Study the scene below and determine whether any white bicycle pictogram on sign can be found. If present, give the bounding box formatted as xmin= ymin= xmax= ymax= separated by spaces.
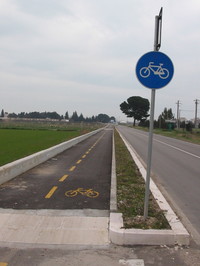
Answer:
xmin=139 ymin=62 xmax=169 ymax=79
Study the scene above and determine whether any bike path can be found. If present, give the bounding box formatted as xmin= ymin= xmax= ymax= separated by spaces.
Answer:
xmin=0 ymin=127 xmax=113 ymax=210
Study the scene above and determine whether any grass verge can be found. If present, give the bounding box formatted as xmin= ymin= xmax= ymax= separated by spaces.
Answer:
xmin=115 ymin=129 xmax=170 ymax=229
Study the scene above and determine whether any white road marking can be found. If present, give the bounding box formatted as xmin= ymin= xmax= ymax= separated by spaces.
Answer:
xmin=155 ymin=139 xmax=200 ymax=159
xmin=119 ymin=259 xmax=144 ymax=266
xmin=131 ymin=130 xmax=200 ymax=159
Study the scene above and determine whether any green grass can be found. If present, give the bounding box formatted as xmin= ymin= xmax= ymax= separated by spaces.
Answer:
xmin=115 ymin=129 xmax=170 ymax=229
xmin=0 ymin=129 xmax=82 ymax=166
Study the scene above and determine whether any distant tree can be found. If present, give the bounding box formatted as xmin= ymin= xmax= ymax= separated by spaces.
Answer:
xmin=65 ymin=111 xmax=69 ymax=120
xmin=161 ymin=107 xmax=174 ymax=120
xmin=97 ymin=114 xmax=110 ymax=123
xmin=8 ymin=112 xmax=18 ymax=118
xmin=28 ymin=112 xmax=41 ymax=119
xmin=110 ymin=116 xmax=116 ymax=122
xmin=70 ymin=111 xmax=79 ymax=122
xmin=157 ymin=115 xmax=165 ymax=128
xmin=186 ymin=121 xmax=193 ymax=132
xmin=157 ymin=108 xmax=174 ymax=129
xmin=120 ymin=96 xmax=150 ymax=126
xmin=18 ymin=112 xmax=26 ymax=118
xmin=78 ymin=113 xmax=85 ymax=122
xmin=85 ymin=117 xmax=89 ymax=122
xmin=91 ymin=115 xmax=96 ymax=122
xmin=0 ymin=109 xmax=4 ymax=117
xmin=47 ymin=112 xmax=61 ymax=120
xmin=40 ymin=112 xmax=47 ymax=119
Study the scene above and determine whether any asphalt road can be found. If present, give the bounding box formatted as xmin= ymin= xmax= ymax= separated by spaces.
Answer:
xmin=117 ymin=125 xmax=200 ymax=243
xmin=0 ymin=127 xmax=113 ymax=210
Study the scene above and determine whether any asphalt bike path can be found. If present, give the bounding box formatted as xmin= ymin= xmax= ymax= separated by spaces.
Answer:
xmin=0 ymin=128 xmax=112 ymax=210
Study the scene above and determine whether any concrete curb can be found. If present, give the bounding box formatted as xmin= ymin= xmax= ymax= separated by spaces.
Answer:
xmin=109 ymin=128 xmax=190 ymax=246
xmin=0 ymin=128 xmax=103 ymax=185
xmin=109 ymin=131 xmax=117 ymax=212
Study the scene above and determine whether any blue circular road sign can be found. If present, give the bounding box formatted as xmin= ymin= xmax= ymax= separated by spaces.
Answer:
xmin=136 ymin=51 xmax=174 ymax=89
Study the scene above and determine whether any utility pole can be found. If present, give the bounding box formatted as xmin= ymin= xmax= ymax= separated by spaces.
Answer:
xmin=176 ymin=100 xmax=181 ymax=129
xmin=194 ymin=99 xmax=199 ymax=128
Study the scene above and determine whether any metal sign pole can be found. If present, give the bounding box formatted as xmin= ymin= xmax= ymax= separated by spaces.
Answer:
xmin=143 ymin=89 xmax=156 ymax=219
xmin=143 ymin=9 xmax=162 ymax=220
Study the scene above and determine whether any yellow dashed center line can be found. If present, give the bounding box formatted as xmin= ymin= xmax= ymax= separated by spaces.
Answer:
xmin=69 ymin=166 xmax=76 ymax=171
xmin=45 ymin=132 xmax=106 ymax=199
xmin=45 ymin=186 xmax=58 ymax=199
xmin=59 ymin=175 xmax=69 ymax=182
xmin=0 ymin=263 xmax=8 ymax=266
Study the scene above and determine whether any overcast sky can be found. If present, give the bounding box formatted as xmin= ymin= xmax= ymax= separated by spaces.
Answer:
xmin=1 ymin=0 xmax=200 ymax=121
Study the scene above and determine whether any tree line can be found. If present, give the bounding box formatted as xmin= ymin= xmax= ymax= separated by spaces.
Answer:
xmin=0 ymin=109 xmax=115 ymax=123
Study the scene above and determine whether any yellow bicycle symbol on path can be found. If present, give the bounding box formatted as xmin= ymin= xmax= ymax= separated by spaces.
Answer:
xmin=65 ymin=188 xmax=99 ymax=198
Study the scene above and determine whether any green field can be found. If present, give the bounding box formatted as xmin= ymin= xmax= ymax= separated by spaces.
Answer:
xmin=0 ymin=128 xmax=82 ymax=166
xmin=0 ymin=119 xmax=102 ymax=166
